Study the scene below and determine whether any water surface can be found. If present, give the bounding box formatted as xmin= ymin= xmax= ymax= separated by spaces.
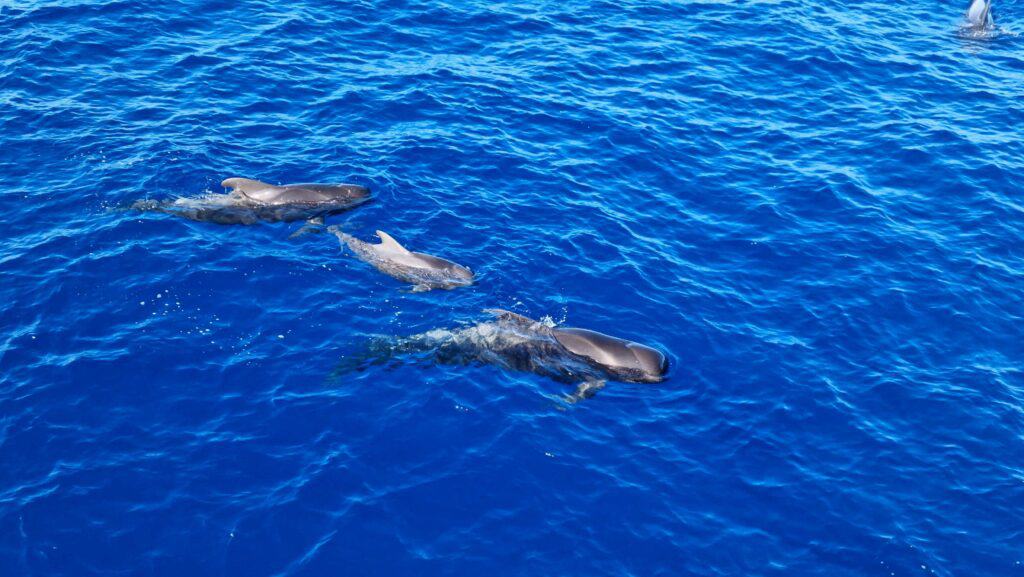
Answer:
xmin=1 ymin=1 xmax=1022 ymax=575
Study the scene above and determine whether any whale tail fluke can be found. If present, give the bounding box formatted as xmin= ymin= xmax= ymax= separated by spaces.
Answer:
xmin=562 ymin=380 xmax=606 ymax=404
xmin=327 ymin=224 xmax=348 ymax=243
xmin=288 ymin=216 xmax=326 ymax=239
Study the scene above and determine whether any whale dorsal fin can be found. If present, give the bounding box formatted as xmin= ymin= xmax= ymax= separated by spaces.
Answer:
xmin=222 ymin=177 xmax=273 ymax=198
xmin=967 ymin=0 xmax=991 ymax=22
xmin=483 ymin=309 xmax=537 ymax=326
xmin=375 ymin=231 xmax=411 ymax=254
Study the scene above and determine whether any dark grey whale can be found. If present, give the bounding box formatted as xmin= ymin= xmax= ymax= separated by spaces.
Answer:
xmin=132 ymin=177 xmax=371 ymax=225
xmin=346 ymin=309 xmax=668 ymax=402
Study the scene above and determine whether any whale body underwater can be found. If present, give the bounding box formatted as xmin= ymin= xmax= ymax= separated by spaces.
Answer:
xmin=344 ymin=309 xmax=669 ymax=402
xmin=132 ymin=177 xmax=371 ymax=225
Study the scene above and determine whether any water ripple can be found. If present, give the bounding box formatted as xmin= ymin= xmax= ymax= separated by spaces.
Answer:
xmin=1 ymin=0 xmax=1023 ymax=575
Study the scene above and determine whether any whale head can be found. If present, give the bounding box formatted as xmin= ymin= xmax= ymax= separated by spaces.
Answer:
xmin=435 ymin=260 xmax=474 ymax=283
xmin=552 ymin=327 xmax=668 ymax=383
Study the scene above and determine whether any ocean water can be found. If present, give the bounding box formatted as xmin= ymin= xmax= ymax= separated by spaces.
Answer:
xmin=1 ymin=0 xmax=1023 ymax=575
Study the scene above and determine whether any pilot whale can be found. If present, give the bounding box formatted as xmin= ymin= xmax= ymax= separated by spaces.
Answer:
xmin=132 ymin=177 xmax=371 ymax=225
xmin=346 ymin=309 xmax=668 ymax=402
xmin=965 ymin=0 xmax=993 ymax=28
xmin=329 ymin=226 xmax=474 ymax=292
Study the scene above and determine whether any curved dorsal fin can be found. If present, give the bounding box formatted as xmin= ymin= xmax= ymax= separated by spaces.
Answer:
xmin=221 ymin=177 xmax=272 ymax=197
xmin=375 ymin=230 xmax=410 ymax=254
xmin=483 ymin=309 xmax=537 ymax=326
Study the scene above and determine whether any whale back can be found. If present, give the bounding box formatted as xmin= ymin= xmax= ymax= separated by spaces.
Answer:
xmin=221 ymin=177 xmax=370 ymax=205
xmin=280 ymin=183 xmax=371 ymax=204
xmin=372 ymin=231 xmax=473 ymax=280
xmin=410 ymin=252 xmax=474 ymax=279
xmin=552 ymin=327 xmax=668 ymax=383
xmin=222 ymin=177 xmax=274 ymax=196
xmin=370 ymin=230 xmax=423 ymax=268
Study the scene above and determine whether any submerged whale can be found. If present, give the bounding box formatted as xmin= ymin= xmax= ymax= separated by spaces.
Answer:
xmin=329 ymin=226 xmax=474 ymax=292
xmin=345 ymin=309 xmax=668 ymax=402
xmin=965 ymin=0 xmax=993 ymax=28
xmin=132 ymin=177 xmax=371 ymax=225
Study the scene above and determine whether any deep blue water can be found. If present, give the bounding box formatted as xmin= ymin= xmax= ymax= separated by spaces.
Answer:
xmin=2 ymin=0 xmax=1023 ymax=575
